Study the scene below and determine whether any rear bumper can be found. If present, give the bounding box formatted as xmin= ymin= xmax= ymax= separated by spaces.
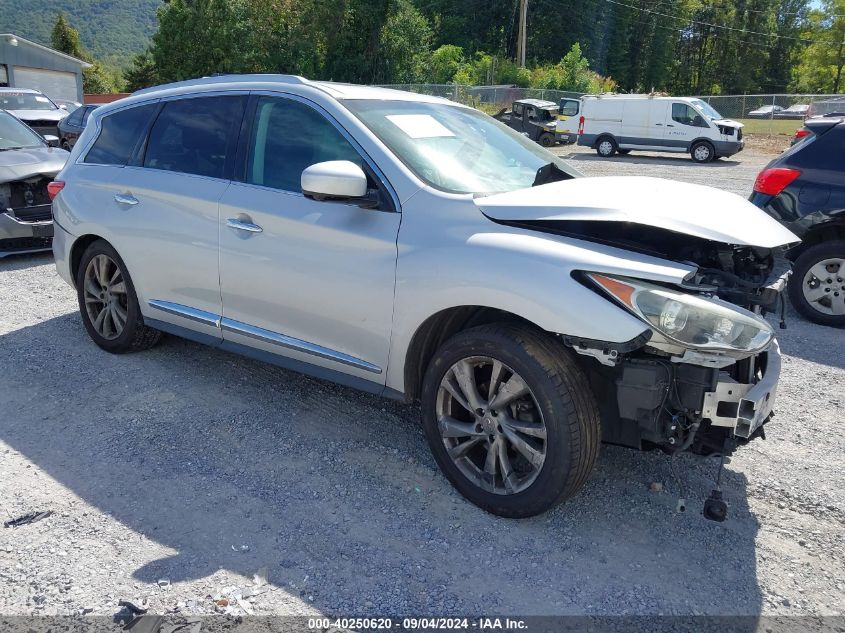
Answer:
xmin=0 ymin=211 xmax=53 ymax=256
xmin=702 ymin=340 xmax=781 ymax=438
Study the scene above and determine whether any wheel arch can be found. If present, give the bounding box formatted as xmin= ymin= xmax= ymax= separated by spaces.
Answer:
xmin=790 ymin=218 xmax=845 ymax=258
xmin=687 ymin=137 xmax=715 ymax=152
xmin=69 ymin=233 xmax=108 ymax=288
xmin=402 ymin=305 xmax=539 ymax=403
xmin=594 ymin=133 xmax=616 ymax=149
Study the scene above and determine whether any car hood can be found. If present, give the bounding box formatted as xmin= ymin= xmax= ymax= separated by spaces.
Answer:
xmin=0 ymin=146 xmax=69 ymax=183
xmin=475 ymin=176 xmax=799 ymax=248
xmin=714 ymin=118 xmax=743 ymax=128
xmin=8 ymin=109 xmax=66 ymax=122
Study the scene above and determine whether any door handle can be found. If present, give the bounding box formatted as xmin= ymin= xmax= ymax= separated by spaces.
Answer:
xmin=655 ymin=123 xmax=663 ymax=126
xmin=666 ymin=124 xmax=675 ymax=127
xmin=114 ymin=193 xmax=139 ymax=206
xmin=226 ymin=218 xmax=263 ymax=233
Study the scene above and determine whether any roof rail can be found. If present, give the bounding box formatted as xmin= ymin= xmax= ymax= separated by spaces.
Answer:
xmin=132 ymin=74 xmax=309 ymax=96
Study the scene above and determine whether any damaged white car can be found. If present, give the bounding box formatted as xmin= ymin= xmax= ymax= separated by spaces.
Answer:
xmin=50 ymin=77 xmax=797 ymax=518
xmin=1 ymin=110 xmax=67 ymax=257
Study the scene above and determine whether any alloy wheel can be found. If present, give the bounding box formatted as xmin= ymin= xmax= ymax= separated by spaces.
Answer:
xmin=598 ymin=140 xmax=613 ymax=156
xmin=435 ymin=356 xmax=547 ymax=495
xmin=802 ymin=258 xmax=845 ymax=316
xmin=83 ymin=254 xmax=129 ymax=340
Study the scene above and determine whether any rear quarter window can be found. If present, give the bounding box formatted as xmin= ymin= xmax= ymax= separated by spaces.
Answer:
xmin=84 ymin=103 xmax=158 ymax=166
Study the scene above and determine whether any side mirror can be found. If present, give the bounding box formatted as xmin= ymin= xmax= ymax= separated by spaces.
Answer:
xmin=693 ymin=115 xmax=707 ymax=127
xmin=302 ymin=160 xmax=368 ymax=201
xmin=43 ymin=134 xmax=60 ymax=148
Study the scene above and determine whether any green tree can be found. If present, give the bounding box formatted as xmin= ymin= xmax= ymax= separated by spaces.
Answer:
xmin=377 ymin=0 xmax=434 ymax=83
xmin=51 ymin=13 xmax=86 ymax=59
xmin=793 ymin=0 xmax=845 ymax=92
xmin=430 ymin=45 xmax=464 ymax=83
xmin=124 ymin=49 xmax=159 ymax=91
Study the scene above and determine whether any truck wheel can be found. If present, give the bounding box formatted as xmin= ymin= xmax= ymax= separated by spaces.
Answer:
xmin=76 ymin=240 xmax=162 ymax=353
xmin=420 ymin=324 xmax=601 ymax=518
xmin=691 ymin=141 xmax=715 ymax=163
xmin=788 ymin=240 xmax=845 ymax=327
xmin=596 ymin=137 xmax=617 ymax=157
xmin=539 ymin=133 xmax=555 ymax=147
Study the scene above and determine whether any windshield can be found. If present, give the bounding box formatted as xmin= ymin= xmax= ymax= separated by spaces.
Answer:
xmin=0 ymin=112 xmax=45 ymax=150
xmin=691 ymin=99 xmax=723 ymax=120
xmin=344 ymin=99 xmax=579 ymax=195
xmin=0 ymin=92 xmax=59 ymax=112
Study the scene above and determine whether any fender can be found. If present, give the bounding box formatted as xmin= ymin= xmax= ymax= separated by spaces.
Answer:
xmin=385 ymin=202 xmax=696 ymax=393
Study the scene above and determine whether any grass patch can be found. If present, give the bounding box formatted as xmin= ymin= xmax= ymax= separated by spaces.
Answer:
xmin=735 ymin=118 xmax=802 ymax=136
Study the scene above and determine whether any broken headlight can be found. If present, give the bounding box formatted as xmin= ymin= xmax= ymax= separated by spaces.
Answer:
xmin=588 ymin=273 xmax=774 ymax=353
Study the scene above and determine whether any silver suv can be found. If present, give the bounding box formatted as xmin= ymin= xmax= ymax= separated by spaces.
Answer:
xmin=51 ymin=75 xmax=796 ymax=517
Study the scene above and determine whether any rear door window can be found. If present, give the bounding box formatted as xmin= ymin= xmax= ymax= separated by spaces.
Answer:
xmin=84 ymin=103 xmax=158 ymax=166
xmin=143 ymin=96 xmax=246 ymax=179
xmin=244 ymin=97 xmax=363 ymax=193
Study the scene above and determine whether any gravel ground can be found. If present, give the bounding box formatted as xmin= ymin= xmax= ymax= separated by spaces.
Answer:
xmin=1 ymin=145 xmax=844 ymax=621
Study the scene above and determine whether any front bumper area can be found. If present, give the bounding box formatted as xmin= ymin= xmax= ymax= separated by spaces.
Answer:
xmin=702 ymin=339 xmax=781 ymax=438
xmin=0 ymin=209 xmax=53 ymax=257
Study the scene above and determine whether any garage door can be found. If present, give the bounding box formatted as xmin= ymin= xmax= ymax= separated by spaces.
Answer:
xmin=13 ymin=67 xmax=78 ymax=101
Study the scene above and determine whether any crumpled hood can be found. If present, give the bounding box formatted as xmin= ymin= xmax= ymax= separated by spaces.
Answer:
xmin=9 ymin=109 xmax=66 ymax=123
xmin=715 ymin=118 xmax=743 ymax=129
xmin=475 ymin=176 xmax=798 ymax=248
xmin=0 ymin=146 xmax=69 ymax=183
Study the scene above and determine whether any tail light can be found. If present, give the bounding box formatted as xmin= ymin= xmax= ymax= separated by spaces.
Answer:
xmin=753 ymin=168 xmax=800 ymax=196
xmin=47 ymin=180 xmax=65 ymax=200
xmin=578 ymin=115 xmax=584 ymax=135
xmin=794 ymin=128 xmax=811 ymax=140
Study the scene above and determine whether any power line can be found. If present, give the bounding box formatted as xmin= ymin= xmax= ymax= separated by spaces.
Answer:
xmin=602 ymin=0 xmax=842 ymax=45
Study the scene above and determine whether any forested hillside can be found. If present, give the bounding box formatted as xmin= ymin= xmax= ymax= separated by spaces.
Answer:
xmin=0 ymin=0 xmax=160 ymax=67
xmin=1 ymin=0 xmax=843 ymax=94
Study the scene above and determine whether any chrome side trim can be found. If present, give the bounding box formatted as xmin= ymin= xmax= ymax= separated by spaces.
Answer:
xmin=220 ymin=317 xmax=382 ymax=374
xmin=148 ymin=300 xmax=221 ymax=328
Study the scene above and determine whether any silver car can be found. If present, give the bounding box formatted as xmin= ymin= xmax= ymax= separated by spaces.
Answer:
xmin=0 ymin=88 xmax=68 ymax=137
xmin=1 ymin=110 xmax=68 ymax=256
xmin=51 ymin=76 xmax=797 ymax=517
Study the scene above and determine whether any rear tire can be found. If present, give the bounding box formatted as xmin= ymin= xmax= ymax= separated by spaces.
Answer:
xmin=691 ymin=141 xmax=715 ymax=163
xmin=596 ymin=136 xmax=617 ymax=157
xmin=788 ymin=240 xmax=845 ymax=327
xmin=420 ymin=324 xmax=601 ymax=518
xmin=76 ymin=240 xmax=162 ymax=353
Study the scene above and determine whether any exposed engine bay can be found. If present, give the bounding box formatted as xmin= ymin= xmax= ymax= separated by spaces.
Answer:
xmin=1 ymin=176 xmax=53 ymax=221
xmin=510 ymin=219 xmax=789 ymax=457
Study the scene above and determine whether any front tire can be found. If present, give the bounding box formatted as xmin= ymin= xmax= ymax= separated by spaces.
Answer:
xmin=76 ymin=240 xmax=162 ymax=353
xmin=421 ymin=324 xmax=601 ymax=518
xmin=691 ymin=141 xmax=715 ymax=163
xmin=539 ymin=133 xmax=555 ymax=147
xmin=788 ymin=240 xmax=845 ymax=327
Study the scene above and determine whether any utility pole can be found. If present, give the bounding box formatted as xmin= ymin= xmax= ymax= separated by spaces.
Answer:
xmin=516 ymin=0 xmax=528 ymax=67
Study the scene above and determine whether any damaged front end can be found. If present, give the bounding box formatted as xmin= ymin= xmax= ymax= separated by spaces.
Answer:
xmin=0 ymin=175 xmax=54 ymax=256
xmin=561 ymin=228 xmax=790 ymax=455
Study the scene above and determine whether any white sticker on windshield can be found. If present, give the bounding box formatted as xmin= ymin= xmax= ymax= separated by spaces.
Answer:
xmin=386 ymin=114 xmax=455 ymax=139
xmin=35 ymin=96 xmax=50 ymax=103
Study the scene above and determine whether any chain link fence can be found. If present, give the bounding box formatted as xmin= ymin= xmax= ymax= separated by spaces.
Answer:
xmin=376 ymin=84 xmax=845 ymax=136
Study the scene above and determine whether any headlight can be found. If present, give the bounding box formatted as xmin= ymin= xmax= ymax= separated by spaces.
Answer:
xmin=587 ymin=273 xmax=774 ymax=353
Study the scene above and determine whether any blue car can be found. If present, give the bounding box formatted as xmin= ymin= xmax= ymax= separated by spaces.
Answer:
xmin=749 ymin=115 xmax=845 ymax=327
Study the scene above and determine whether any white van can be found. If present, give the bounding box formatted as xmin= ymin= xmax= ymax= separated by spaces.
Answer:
xmin=558 ymin=95 xmax=744 ymax=162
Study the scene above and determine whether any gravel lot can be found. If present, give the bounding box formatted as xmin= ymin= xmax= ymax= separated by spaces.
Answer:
xmin=1 ymin=143 xmax=844 ymax=622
